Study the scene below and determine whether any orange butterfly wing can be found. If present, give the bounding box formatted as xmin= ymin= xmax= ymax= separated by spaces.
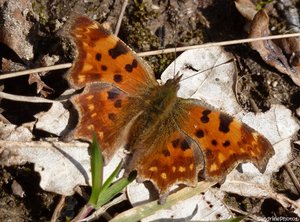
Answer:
xmin=65 ymin=16 xmax=157 ymax=161
xmin=65 ymin=16 xmax=275 ymax=200
xmin=175 ymin=99 xmax=274 ymax=181
xmin=70 ymin=83 xmax=138 ymax=162
xmin=66 ymin=15 xmax=157 ymax=94
xmin=125 ymin=119 xmax=204 ymax=200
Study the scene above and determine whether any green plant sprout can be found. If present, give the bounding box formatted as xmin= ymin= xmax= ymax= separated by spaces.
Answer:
xmin=71 ymin=133 xmax=136 ymax=221
xmin=256 ymin=0 xmax=273 ymax=10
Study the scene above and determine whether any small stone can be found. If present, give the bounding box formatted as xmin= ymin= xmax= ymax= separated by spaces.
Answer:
xmin=11 ymin=180 xmax=25 ymax=198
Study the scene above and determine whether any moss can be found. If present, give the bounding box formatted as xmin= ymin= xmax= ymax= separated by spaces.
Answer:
xmin=145 ymin=53 xmax=176 ymax=78
xmin=123 ymin=0 xmax=159 ymax=50
xmin=32 ymin=0 xmax=48 ymax=25
xmin=255 ymin=0 xmax=274 ymax=10
xmin=122 ymin=1 xmax=178 ymax=76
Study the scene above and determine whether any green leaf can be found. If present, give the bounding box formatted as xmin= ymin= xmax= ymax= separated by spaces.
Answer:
xmin=223 ymin=216 xmax=246 ymax=222
xmin=88 ymin=133 xmax=104 ymax=206
xmin=99 ymin=160 xmax=123 ymax=195
xmin=96 ymin=171 xmax=136 ymax=208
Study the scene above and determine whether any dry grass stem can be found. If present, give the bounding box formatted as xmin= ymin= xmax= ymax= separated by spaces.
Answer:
xmin=0 ymin=33 xmax=299 ymax=81
xmin=114 ymin=0 xmax=129 ymax=36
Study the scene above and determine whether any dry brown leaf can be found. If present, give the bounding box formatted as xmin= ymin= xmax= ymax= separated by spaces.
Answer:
xmin=234 ymin=0 xmax=257 ymax=21
xmin=28 ymin=73 xmax=54 ymax=97
xmin=249 ymin=9 xmax=300 ymax=86
xmin=235 ymin=1 xmax=300 ymax=86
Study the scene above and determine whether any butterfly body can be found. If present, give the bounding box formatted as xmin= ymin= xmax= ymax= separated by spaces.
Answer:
xmin=65 ymin=15 xmax=275 ymax=201
xmin=140 ymin=76 xmax=180 ymax=119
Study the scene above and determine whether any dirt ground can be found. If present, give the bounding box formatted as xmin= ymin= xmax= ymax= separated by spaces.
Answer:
xmin=0 ymin=0 xmax=299 ymax=221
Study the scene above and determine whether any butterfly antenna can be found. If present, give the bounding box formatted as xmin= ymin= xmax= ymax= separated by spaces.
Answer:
xmin=180 ymin=58 xmax=235 ymax=82
xmin=173 ymin=3 xmax=178 ymax=79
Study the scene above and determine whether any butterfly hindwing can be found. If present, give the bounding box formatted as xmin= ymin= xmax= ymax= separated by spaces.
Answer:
xmin=126 ymin=126 xmax=204 ymax=198
xmin=175 ymin=99 xmax=274 ymax=181
xmin=70 ymin=83 xmax=137 ymax=162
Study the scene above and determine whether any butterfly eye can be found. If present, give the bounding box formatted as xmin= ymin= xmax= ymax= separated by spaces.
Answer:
xmin=165 ymin=79 xmax=173 ymax=84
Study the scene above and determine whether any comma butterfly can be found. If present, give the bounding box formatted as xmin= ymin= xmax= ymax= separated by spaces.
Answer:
xmin=65 ymin=15 xmax=274 ymax=201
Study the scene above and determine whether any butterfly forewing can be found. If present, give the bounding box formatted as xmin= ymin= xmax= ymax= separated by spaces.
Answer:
xmin=66 ymin=15 xmax=158 ymax=95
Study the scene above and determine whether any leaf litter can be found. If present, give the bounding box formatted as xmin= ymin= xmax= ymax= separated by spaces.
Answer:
xmin=0 ymin=0 xmax=300 ymax=221
xmin=127 ymin=47 xmax=300 ymax=221
xmin=1 ymin=46 xmax=298 ymax=221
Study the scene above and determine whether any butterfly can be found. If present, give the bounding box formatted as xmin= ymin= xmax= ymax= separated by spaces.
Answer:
xmin=65 ymin=15 xmax=274 ymax=202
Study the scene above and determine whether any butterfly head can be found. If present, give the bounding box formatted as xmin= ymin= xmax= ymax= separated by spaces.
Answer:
xmin=160 ymin=73 xmax=182 ymax=100
xmin=164 ymin=73 xmax=182 ymax=90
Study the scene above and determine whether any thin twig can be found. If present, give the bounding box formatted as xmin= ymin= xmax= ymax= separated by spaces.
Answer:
xmin=284 ymin=164 xmax=300 ymax=195
xmin=249 ymin=98 xmax=261 ymax=113
xmin=114 ymin=0 xmax=128 ymax=36
xmin=82 ymin=193 xmax=127 ymax=222
xmin=0 ymin=63 xmax=72 ymax=80
xmin=1 ymin=33 xmax=299 ymax=81
xmin=228 ymin=205 xmax=267 ymax=222
xmin=137 ymin=32 xmax=300 ymax=56
xmin=0 ymin=91 xmax=65 ymax=103
xmin=51 ymin=196 xmax=66 ymax=222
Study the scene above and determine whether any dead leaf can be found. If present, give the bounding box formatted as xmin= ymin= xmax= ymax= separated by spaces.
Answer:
xmin=1 ymin=58 xmax=27 ymax=73
xmin=28 ymin=73 xmax=54 ymax=97
xmin=0 ymin=138 xmax=123 ymax=195
xmin=248 ymin=9 xmax=300 ymax=86
xmin=276 ymin=0 xmax=300 ymax=33
xmin=0 ymin=121 xmax=33 ymax=141
xmin=162 ymin=46 xmax=238 ymax=114
xmin=34 ymin=102 xmax=70 ymax=136
xmin=234 ymin=0 xmax=257 ymax=21
xmin=127 ymin=182 xmax=232 ymax=221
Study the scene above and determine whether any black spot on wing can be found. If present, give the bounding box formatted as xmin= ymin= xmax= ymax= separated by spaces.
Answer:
xmin=195 ymin=129 xmax=204 ymax=138
xmin=108 ymin=41 xmax=128 ymax=59
xmin=172 ymin=138 xmax=180 ymax=148
xmin=180 ymin=139 xmax=190 ymax=151
xmin=95 ymin=53 xmax=102 ymax=61
xmin=114 ymin=99 xmax=122 ymax=108
xmin=101 ymin=65 xmax=107 ymax=71
xmin=162 ymin=149 xmax=170 ymax=157
xmin=107 ymin=90 xmax=119 ymax=100
xmin=219 ymin=113 xmax=233 ymax=133
xmin=211 ymin=140 xmax=218 ymax=146
xmin=108 ymin=113 xmax=117 ymax=121
xmin=200 ymin=109 xmax=211 ymax=123
xmin=113 ymin=74 xmax=123 ymax=83
xmin=222 ymin=140 xmax=230 ymax=147
xmin=125 ymin=59 xmax=138 ymax=72
xmin=203 ymin=110 xmax=211 ymax=116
